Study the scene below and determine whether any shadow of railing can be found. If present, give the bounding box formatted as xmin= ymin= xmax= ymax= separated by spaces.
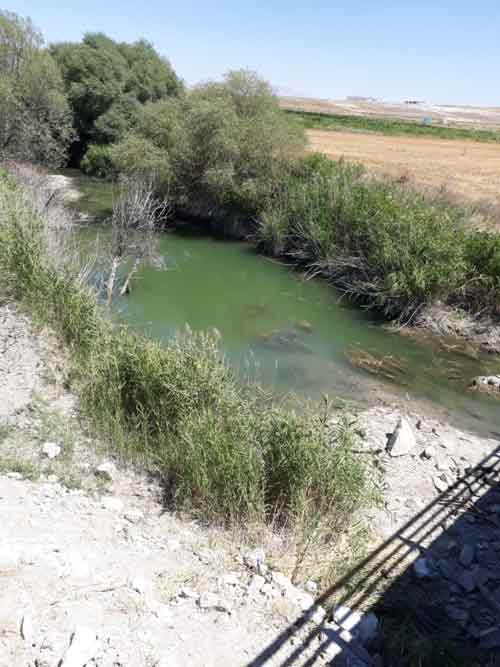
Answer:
xmin=246 ymin=443 xmax=500 ymax=666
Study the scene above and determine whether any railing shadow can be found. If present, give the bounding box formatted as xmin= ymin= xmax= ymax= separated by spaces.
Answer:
xmin=246 ymin=444 xmax=500 ymax=666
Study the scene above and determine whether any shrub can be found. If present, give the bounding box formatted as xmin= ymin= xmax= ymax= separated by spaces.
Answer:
xmin=81 ymin=144 xmax=116 ymax=178
xmin=112 ymin=69 xmax=306 ymax=214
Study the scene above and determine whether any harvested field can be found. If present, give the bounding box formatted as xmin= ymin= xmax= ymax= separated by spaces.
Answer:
xmin=307 ymin=129 xmax=500 ymax=206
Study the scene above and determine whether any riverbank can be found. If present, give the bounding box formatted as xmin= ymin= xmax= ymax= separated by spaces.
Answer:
xmin=2 ymin=237 xmax=500 ymax=666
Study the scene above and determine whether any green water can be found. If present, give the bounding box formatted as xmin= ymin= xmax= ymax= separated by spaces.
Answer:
xmin=69 ymin=172 xmax=500 ymax=434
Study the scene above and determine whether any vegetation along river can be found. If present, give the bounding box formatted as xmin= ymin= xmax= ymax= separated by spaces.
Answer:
xmin=69 ymin=171 xmax=500 ymax=435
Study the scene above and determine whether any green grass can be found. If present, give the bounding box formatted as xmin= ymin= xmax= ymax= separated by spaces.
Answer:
xmin=256 ymin=154 xmax=500 ymax=321
xmin=0 ymin=168 xmax=370 ymax=540
xmin=285 ymin=109 xmax=500 ymax=143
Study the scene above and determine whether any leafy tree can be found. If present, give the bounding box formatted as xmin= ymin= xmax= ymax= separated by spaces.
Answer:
xmin=50 ymin=33 xmax=182 ymax=162
xmin=0 ymin=10 xmax=73 ymax=167
xmin=111 ymin=70 xmax=305 ymax=213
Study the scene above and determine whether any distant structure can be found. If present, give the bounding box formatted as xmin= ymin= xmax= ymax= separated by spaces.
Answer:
xmin=346 ymin=96 xmax=378 ymax=103
xmin=404 ymin=100 xmax=425 ymax=105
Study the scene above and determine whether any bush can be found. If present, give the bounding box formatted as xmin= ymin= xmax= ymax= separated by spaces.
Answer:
xmin=81 ymin=144 xmax=116 ymax=178
xmin=112 ymin=69 xmax=306 ymax=214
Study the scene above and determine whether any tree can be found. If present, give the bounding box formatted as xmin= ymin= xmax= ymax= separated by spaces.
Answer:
xmin=50 ymin=33 xmax=183 ymax=163
xmin=0 ymin=10 xmax=73 ymax=167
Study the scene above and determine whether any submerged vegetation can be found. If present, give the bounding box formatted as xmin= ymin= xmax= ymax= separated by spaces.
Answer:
xmin=0 ymin=167 xmax=370 ymax=540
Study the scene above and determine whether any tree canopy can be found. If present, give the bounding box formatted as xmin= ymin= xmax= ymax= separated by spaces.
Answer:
xmin=50 ymin=33 xmax=183 ymax=161
xmin=0 ymin=10 xmax=73 ymax=167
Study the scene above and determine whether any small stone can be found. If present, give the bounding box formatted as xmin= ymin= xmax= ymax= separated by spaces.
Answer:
xmin=95 ymin=461 xmax=116 ymax=481
xmin=270 ymin=571 xmax=293 ymax=591
xmin=124 ymin=510 xmax=143 ymax=524
xmin=421 ymin=446 xmax=436 ymax=460
xmin=42 ymin=442 xmax=61 ymax=459
xmin=0 ymin=549 xmax=19 ymax=573
xmin=150 ymin=602 xmax=174 ymax=626
xmin=129 ymin=576 xmax=150 ymax=595
xmin=243 ymin=548 xmax=266 ymax=572
xmin=433 ymin=475 xmax=450 ymax=493
xmin=247 ymin=574 xmax=266 ymax=596
xmin=6 ymin=471 xmax=23 ymax=480
xmin=459 ymin=544 xmax=475 ymax=568
xmin=60 ymin=626 xmax=101 ymax=667
xmin=198 ymin=592 xmax=231 ymax=613
xmin=305 ymin=580 xmax=318 ymax=594
xmin=101 ymin=497 xmax=124 ymax=512
xmin=413 ymin=557 xmax=433 ymax=579
xmin=179 ymin=587 xmax=199 ymax=600
xmin=458 ymin=569 xmax=477 ymax=593
xmin=220 ymin=573 xmax=240 ymax=587
xmin=386 ymin=418 xmax=416 ymax=457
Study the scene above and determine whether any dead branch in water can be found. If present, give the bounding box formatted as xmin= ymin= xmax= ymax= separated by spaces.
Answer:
xmin=105 ymin=177 xmax=170 ymax=303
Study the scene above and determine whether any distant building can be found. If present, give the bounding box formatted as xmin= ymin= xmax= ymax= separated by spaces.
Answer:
xmin=404 ymin=100 xmax=425 ymax=105
xmin=346 ymin=96 xmax=378 ymax=103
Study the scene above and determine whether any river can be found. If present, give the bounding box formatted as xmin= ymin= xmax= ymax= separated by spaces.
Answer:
xmin=67 ymin=171 xmax=500 ymax=434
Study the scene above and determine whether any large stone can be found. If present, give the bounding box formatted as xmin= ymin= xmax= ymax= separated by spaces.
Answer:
xmin=60 ymin=626 xmax=101 ymax=667
xmin=386 ymin=418 xmax=416 ymax=457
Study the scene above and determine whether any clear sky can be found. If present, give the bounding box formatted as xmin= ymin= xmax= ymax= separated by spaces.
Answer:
xmin=4 ymin=0 xmax=500 ymax=105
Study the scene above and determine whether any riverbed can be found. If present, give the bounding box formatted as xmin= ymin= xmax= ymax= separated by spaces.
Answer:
xmin=68 ymin=171 xmax=500 ymax=435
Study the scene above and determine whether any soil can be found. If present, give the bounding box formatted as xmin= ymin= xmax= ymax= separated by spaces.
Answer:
xmin=306 ymin=129 xmax=500 ymax=207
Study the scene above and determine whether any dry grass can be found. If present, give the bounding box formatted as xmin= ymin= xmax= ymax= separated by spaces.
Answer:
xmin=307 ymin=129 xmax=500 ymax=209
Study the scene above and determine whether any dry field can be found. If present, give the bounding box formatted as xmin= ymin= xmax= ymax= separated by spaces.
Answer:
xmin=307 ymin=129 xmax=500 ymax=206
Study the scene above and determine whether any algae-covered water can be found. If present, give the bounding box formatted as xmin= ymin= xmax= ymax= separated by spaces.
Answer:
xmin=69 ymin=171 xmax=500 ymax=434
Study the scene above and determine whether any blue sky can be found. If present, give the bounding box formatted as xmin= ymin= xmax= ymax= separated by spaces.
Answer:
xmin=5 ymin=1 xmax=500 ymax=105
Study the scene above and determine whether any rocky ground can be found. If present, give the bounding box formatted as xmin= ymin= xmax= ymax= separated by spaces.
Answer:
xmin=1 ymin=299 xmax=500 ymax=665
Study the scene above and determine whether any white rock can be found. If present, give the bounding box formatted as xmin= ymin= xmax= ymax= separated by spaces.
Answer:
xmin=124 ymin=510 xmax=143 ymax=524
xmin=243 ymin=548 xmax=266 ymax=572
xmin=421 ymin=446 xmax=436 ymax=460
xmin=150 ymin=602 xmax=174 ymax=626
xmin=60 ymin=626 xmax=101 ymax=667
xmin=6 ymin=472 xmax=23 ymax=480
xmin=220 ymin=573 xmax=241 ymax=587
xmin=305 ymin=580 xmax=318 ymax=594
xmin=129 ymin=576 xmax=150 ymax=595
xmin=95 ymin=461 xmax=116 ymax=482
xmin=247 ymin=574 xmax=266 ymax=596
xmin=386 ymin=418 xmax=416 ymax=457
xmin=0 ymin=549 xmax=19 ymax=573
xmin=42 ymin=442 xmax=61 ymax=459
xmin=179 ymin=587 xmax=199 ymax=600
xmin=101 ymin=497 xmax=124 ymax=512
xmin=198 ymin=592 xmax=231 ymax=613
xmin=433 ymin=474 xmax=451 ymax=493
xmin=270 ymin=571 xmax=293 ymax=591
